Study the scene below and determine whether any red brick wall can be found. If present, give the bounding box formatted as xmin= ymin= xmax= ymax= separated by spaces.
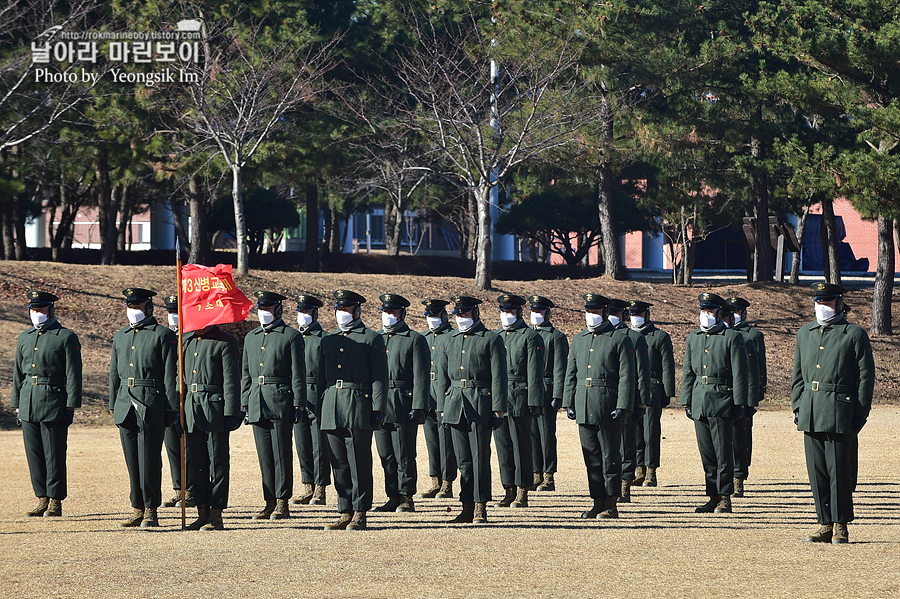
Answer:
xmin=810 ymin=198 xmax=899 ymax=273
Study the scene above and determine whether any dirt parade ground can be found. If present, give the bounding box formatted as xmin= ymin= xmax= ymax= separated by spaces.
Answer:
xmin=0 ymin=408 xmax=897 ymax=599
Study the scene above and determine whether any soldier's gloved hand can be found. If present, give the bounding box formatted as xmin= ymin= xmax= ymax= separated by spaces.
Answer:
xmin=851 ymin=416 xmax=867 ymax=434
xmin=685 ymin=405 xmax=693 ymax=420
xmin=15 ymin=409 xmax=22 ymax=427
xmin=527 ymin=405 xmax=542 ymax=418
xmin=224 ymin=414 xmax=243 ymax=431
xmin=408 ymin=409 xmax=425 ymax=424
xmin=793 ymin=409 xmax=799 ymax=425
xmin=370 ymin=411 xmax=385 ymax=429
xmin=632 ymin=406 xmax=646 ymax=420
xmin=490 ymin=414 xmax=506 ymax=430
xmin=730 ymin=405 xmax=745 ymax=420
xmin=566 ymin=407 xmax=576 ymax=420
xmin=293 ymin=407 xmax=308 ymax=424
xmin=242 ymin=408 xmax=250 ymax=425
xmin=164 ymin=410 xmax=180 ymax=428
xmin=745 ymin=406 xmax=757 ymax=417
xmin=550 ymin=398 xmax=562 ymax=411
xmin=62 ymin=410 xmax=75 ymax=427
xmin=610 ymin=408 xmax=627 ymax=421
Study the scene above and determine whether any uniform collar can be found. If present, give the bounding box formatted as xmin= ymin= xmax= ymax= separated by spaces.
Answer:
xmin=809 ymin=315 xmax=849 ymax=331
xmin=254 ymin=318 xmax=287 ymax=334
xmin=452 ymin=320 xmax=488 ymax=336
xmin=733 ymin=321 xmax=751 ymax=332
xmin=131 ymin=316 xmax=160 ymax=331
xmin=500 ymin=319 xmax=527 ymax=333
xmin=534 ymin=321 xmax=555 ymax=331
xmin=695 ymin=322 xmax=726 ymax=335
xmin=383 ymin=321 xmax=411 ymax=336
xmin=184 ymin=325 xmax=221 ymax=341
xmin=301 ymin=321 xmax=324 ymax=335
xmin=429 ymin=322 xmax=453 ymax=335
xmin=582 ymin=321 xmax=615 ymax=336
xmin=29 ymin=319 xmax=62 ymax=334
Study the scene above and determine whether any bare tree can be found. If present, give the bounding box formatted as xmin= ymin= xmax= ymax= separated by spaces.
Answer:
xmin=176 ymin=17 xmax=340 ymax=276
xmin=352 ymin=13 xmax=602 ymax=289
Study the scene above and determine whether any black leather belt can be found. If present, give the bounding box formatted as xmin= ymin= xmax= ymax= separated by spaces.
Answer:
xmin=389 ymin=380 xmax=413 ymax=389
xmin=585 ymin=377 xmax=612 ymax=387
xmin=700 ymin=376 xmax=731 ymax=385
xmin=258 ymin=376 xmax=289 ymax=385
xmin=189 ymin=383 xmax=223 ymax=393
xmin=508 ymin=376 xmax=526 ymax=382
xmin=126 ymin=377 xmax=156 ymax=388
xmin=456 ymin=379 xmax=490 ymax=388
xmin=30 ymin=376 xmax=64 ymax=386
xmin=810 ymin=381 xmax=854 ymax=393
xmin=329 ymin=380 xmax=371 ymax=391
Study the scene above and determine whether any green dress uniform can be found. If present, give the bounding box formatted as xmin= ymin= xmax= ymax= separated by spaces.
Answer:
xmin=110 ymin=303 xmax=179 ymax=511
xmin=241 ymin=316 xmax=307 ymax=503
xmin=435 ymin=314 xmax=508 ymax=507
xmin=530 ymin=300 xmax=569 ymax=485
xmin=317 ymin=296 xmax=389 ymax=516
xmin=493 ymin=312 xmax=545 ymax=498
xmin=422 ymin=319 xmax=457 ymax=492
xmin=183 ymin=326 xmax=241 ymax=511
xmin=729 ymin=325 xmax=759 ymax=483
xmin=732 ymin=306 xmax=766 ymax=479
xmin=791 ymin=285 xmax=874 ymax=528
xmin=681 ymin=294 xmax=749 ymax=503
xmin=294 ymin=319 xmax=331 ymax=496
xmin=563 ymin=314 xmax=635 ymax=504
xmin=376 ymin=314 xmax=430 ymax=505
xmin=12 ymin=294 xmax=82 ymax=507
xmin=162 ymin=295 xmax=190 ymax=506
xmin=633 ymin=320 xmax=675 ymax=473
xmin=616 ymin=322 xmax=650 ymax=487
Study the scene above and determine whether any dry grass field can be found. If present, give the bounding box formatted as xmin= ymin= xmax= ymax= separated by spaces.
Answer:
xmin=0 ymin=408 xmax=898 ymax=599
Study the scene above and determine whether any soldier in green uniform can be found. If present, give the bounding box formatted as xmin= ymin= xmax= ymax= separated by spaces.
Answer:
xmin=723 ymin=297 xmax=761 ymax=498
xmin=317 ymin=290 xmax=389 ymax=531
xmin=241 ymin=291 xmax=307 ymax=521
xmin=792 ymin=283 xmax=874 ymax=544
xmin=491 ymin=294 xmax=544 ymax=509
xmin=161 ymin=295 xmax=193 ymax=509
xmin=183 ymin=322 xmax=242 ymax=530
xmin=373 ymin=294 xmax=430 ymax=513
xmin=726 ymin=296 xmax=766 ymax=497
xmin=417 ymin=299 xmax=457 ymax=500
xmin=628 ymin=300 xmax=675 ymax=488
xmin=608 ymin=299 xmax=649 ymax=504
xmin=434 ymin=296 xmax=508 ymax=524
xmin=291 ymin=294 xmax=330 ymax=507
xmin=563 ymin=293 xmax=635 ymax=520
xmin=681 ymin=292 xmax=749 ymax=515
xmin=109 ymin=288 xmax=179 ymax=528
xmin=11 ymin=291 xmax=82 ymax=518
xmin=527 ymin=295 xmax=569 ymax=493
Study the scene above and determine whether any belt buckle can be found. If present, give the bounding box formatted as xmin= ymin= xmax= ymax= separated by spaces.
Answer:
xmin=31 ymin=375 xmax=38 ymax=386
xmin=336 ymin=380 xmax=344 ymax=389
xmin=459 ymin=379 xmax=468 ymax=389
xmin=191 ymin=383 xmax=198 ymax=393
xmin=430 ymin=372 xmax=437 ymax=381
xmin=701 ymin=376 xmax=708 ymax=385
xmin=585 ymin=378 xmax=593 ymax=387
xmin=811 ymin=381 xmax=819 ymax=392
xmin=258 ymin=376 xmax=265 ymax=386
xmin=128 ymin=377 xmax=135 ymax=387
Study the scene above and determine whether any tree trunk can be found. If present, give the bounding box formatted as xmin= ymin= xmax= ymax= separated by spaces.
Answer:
xmin=790 ymin=206 xmax=810 ymax=285
xmin=750 ymin=135 xmax=773 ymax=282
xmin=302 ymin=181 xmax=319 ymax=272
xmin=473 ymin=184 xmax=493 ymax=290
xmin=340 ymin=210 xmax=350 ymax=252
xmin=188 ymin=175 xmax=208 ymax=264
xmin=466 ymin=189 xmax=477 ymax=261
xmin=819 ymin=196 xmax=842 ymax=286
xmin=231 ymin=165 xmax=249 ymax=276
xmin=385 ymin=195 xmax=403 ymax=256
xmin=116 ymin=182 xmax=130 ymax=253
xmin=102 ymin=183 xmax=121 ymax=265
xmin=13 ymin=198 xmax=27 ymax=260
xmin=0 ymin=201 xmax=14 ymax=259
xmin=322 ymin=206 xmax=332 ymax=256
xmin=596 ymin=93 xmax=624 ymax=280
xmin=870 ymin=214 xmax=894 ymax=336
xmin=96 ymin=147 xmax=111 ymax=260
xmin=328 ymin=208 xmax=341 ymax=254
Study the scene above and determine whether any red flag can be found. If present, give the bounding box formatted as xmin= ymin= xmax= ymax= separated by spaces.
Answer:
xmin=180 ymin=264 xmax=253 ymax=332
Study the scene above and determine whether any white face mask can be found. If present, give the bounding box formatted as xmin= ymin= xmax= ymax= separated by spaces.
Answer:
xmin=630 ymin=315 xmax=645 ymax=328
xmin=455 ymin=316 xmax=474 ymax=332
xmin=608 ymin=314 xmax=621 ymax=327
xmin=30 ymin=310 xmax=49 ymax=327
xmin=529 ymin=312 xmax=545 ymax=326
xmin=585 ymin=313 xmax=604 ymax=328
xmin=258 ymin=310 xmax=276 ymax=326
xmin=382 ymin=312 xmax=399 ymax=328
xmin=127 ymin=308 xmax=145 ymax=325
xmin=500 ymin=312 xmax=517 ymax=327
xmin=297 ymin=312 xmax=313 ymax=328
xmin=335 ymin=310 xmax=355 ymax=326
xmin=733 ymin=313 xmax=742 ymax=324
xmin=167 ymin=313 xmax=178 ymax=328
xmin=699 ymin=312 xmax=717 ymax=328
xmin=815 ymin=303 xmax=837 ymax=321
xmin=426 ymin=316 xmax=443 ymax=330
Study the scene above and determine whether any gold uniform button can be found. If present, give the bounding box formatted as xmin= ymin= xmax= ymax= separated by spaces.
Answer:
xmin=132 ymin=346 xmax=135 ymax=350
xmin=589 ymin=349 xmax=593 ymax=352
xmin=386 ymin=350 xmax=390 ymax=353
xmin=820 ymin=346 xmax=824 ymax=350
xmin=816 ymin=365 xmax=821 ymax=369
xmin=34 ymin=347 xmax=38 ymax=351
xmin=703 ymin=365 xmax=707 ymax=369
xmin=193 ymin=370 xmax=197 ymax=374
xmin=705 ymin=349 xmax=709 ymax=353
xmin=337 ymin=364 xmax=342 ymax=369
xmin=432 ymin=346 xmax=436 ymax=350
xmin=31 ymin=364 xmax=36 ymax=368
xmin=460 ymin=366 xmax=465 ymax=370
xmin=129 ymin=363 xmax=134 ymax=367
xmin=461 ymin=350 xmax=465 ymax=354
xmin=339 ymin=348 xmax=344 ymax=352
xmin=262 ymin=347 xmax=266 ymax=351
xmin=464 ymin=335 xmax=468 ymax=339
xmin=587 ymin=365 xmax=592 ymax=369
xmin=259 ymin=363 xmax=264 ymax=367
xmin=194 ymin=353 xmax=199 ymax=357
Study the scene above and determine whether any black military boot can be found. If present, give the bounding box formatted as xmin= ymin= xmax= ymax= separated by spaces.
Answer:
xmin=26 ymin=497 xmax=49 ymax=517
xmin=186 ymin=504 xmax=210 ymax=530
xmin=490 ymin=486 xmax=516 ymax=508
xmin=805 ymin=523 xmax=833 ymax=543
xmin=346 ymin=511 xmax=368 ymax=531
xmin=473 ymin=502 xmax=488 ymax=524
xmin=397 ymin=495 xmax=416 ymax=512
xmin=374 ymin=496 xmax=404 ymax=512
xmin=416 ymin=476 xmax=441 ymax=499
xmin=581 ymin=498 xmax=604 ymax=519
xmin=449 ymin=503 xmax=475 ymax=524
xmin=695 ymin=496 xmax=718 ymax=513
xmin=201 ymin=508 xmax=224 ymax=531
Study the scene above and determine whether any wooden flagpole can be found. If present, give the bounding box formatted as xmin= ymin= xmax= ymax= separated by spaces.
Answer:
xmin=176 ymin=237 xmax=186 ymax=529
